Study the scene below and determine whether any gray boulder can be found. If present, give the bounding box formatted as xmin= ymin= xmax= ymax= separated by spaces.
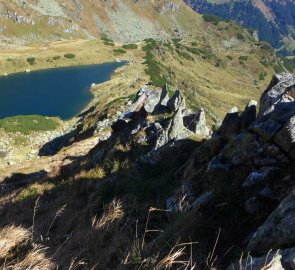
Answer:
xmin=221 ymin=132 xmax=262 ymax=166
xmin=183 ymin=108 xmax=210 ymax=137
xmin=250 ymin=119 xmax=281 ymax=142
xmin=274 ymin=116 xmax=295 ymax=153
xmin=167 ymin=90 xmax=183 ymax=112
xmin=259 ymin=73 xmax=295 ymax=118
xmin=247 ymin=189 xmax=295 ymax=254
xmin=144 ymin=90 xmax=162 ymax=114
xmin=219 ymin=107 xmax=241 ymax=137
xmin=160 ymin=84 xmax=170 ymax=107
xmin=241 ymin=100 xmax=257 ymax=129
xmin=243 ymin=167 xmax=282 ymax=188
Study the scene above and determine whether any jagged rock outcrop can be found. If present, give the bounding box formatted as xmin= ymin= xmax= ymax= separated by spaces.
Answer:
xmin=92 ymin=84 xmax=210 ymax=165
xmin=167 ymin=73 xmax=295 ymax=269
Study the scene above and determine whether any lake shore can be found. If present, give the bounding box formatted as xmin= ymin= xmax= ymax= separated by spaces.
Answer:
xmin=0 ymin=40 xmax=148 ymax=168
xmin=0 ymin=39 xmax=130 ymax=76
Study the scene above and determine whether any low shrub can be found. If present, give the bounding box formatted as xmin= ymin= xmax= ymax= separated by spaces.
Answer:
xmin=238 ymin=55 xmax=248 ymax=61
xmin=237 ymin=33 xmax=245 ymax=40
xmin=27 ymin=57 xmax=36 ymax=65
xmin=185 ymin=46 xmax=200 ymax=55
xmin=282 ymin=57 xmax=295 ymax=73
xmin=176 ymin=49 xmax=194 ymax=61
xmin=101 ymin=33 xmax=115 ymax=46
xmin=122 ymin=44 xmax=138 ymax=50
xmin=203 ymin=14 xmax=225 ymax=25
xmin=64 ymin=53 xmax=76 ymax=59
xmin=273 ymin=63 xmax=285 ymax=73
xmin=259 ymin=71 xmax=267 ymax=80
xmin=113 ymin=49 xmax=127 ymax=54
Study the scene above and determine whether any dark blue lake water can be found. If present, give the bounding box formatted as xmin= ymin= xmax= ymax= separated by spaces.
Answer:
xmin=0 ymin=62 xmax=126 ymax=120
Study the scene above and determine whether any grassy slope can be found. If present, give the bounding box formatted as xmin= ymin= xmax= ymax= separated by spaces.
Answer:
xmin=0 ymin=115 xmax=59 ymax=134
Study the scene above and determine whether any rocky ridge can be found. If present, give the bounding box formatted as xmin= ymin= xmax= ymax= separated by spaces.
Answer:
xmin=88 ymin=73 xmax=295 ymax=269
xmin=91 ymin=84 xmax=210 ymax=166
xmin=161 ymin=73 xmax=295 ymax=269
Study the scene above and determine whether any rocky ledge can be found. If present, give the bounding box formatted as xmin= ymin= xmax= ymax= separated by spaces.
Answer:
xmin=165 ymin=73 xmax=295 ymax=269
xmin=91 ymin=84 xmax=210 ymax=166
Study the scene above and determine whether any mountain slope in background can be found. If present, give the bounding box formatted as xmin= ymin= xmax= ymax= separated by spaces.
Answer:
xmin=0 ymin=0 xmax=197 ymax=45
xmin=184 ymin=0 xmax=295 ymax=57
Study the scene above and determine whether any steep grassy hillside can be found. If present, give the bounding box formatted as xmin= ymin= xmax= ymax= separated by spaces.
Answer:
xmin=184 ymin=0 xmax=295 ymax=57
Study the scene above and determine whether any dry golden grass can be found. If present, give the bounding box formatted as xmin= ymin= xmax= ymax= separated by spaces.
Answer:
xmin=92 ymin=198 xmax=124 ymax=230
xmin=2 ymin=245 xmax=55 ymax=270
xmin=0 ymin=225 xmax=30 ymax=259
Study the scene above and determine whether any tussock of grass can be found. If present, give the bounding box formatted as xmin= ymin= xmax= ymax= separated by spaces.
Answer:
xmin=76 ymin=166 xmax=106 ymax=180
xmin=4 ymin=245 xmax=55 ymax=270
xmin=17 ymin=182 xmax=55 ymax=201
xmin=0 ymin=225 xmax=30 ymax=259
xmin=92 ymin=198 xmax=124 ymax=230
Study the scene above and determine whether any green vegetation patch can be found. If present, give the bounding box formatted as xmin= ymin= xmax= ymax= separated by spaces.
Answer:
xmin=238 ymin=56 xmax=248 ymax=61
xmin=273 ymin=62 xmax=285 ymax=73
xmin=17 ymin=182 xmax=55 ymax=202
xmin=176 ymin=49 xmax=194 ymax=61
xmin=101 ymin=33 xmax=115 ymax=46
xmin=282 ymin=58 xmax=295 ymax=73
xmin=122 ymin=44 xmax=138 ymax=50
xmin=128 ymin=93 xmax=137 ymax=102
xmin=237 ymin=33 xmax=245 ymax=40
xmin=113 ymin=49 xmax=127 ymax=54
xmin=203 ymin=14 xmax=226 ymax=25
xmin=64 ymin=53 xmax=76 ymax=59
xmin=27 ymin=57 xmax=36 ymax=65
xmin=259 ymin=71 xmax=267 ymax=80
xmin=185 ymin=46 xmax=200 ymax=55
xmin=143 ymin=39 xmax=167 ymax=87
xmin=0 ymin=115 xmax=59 ymax=134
